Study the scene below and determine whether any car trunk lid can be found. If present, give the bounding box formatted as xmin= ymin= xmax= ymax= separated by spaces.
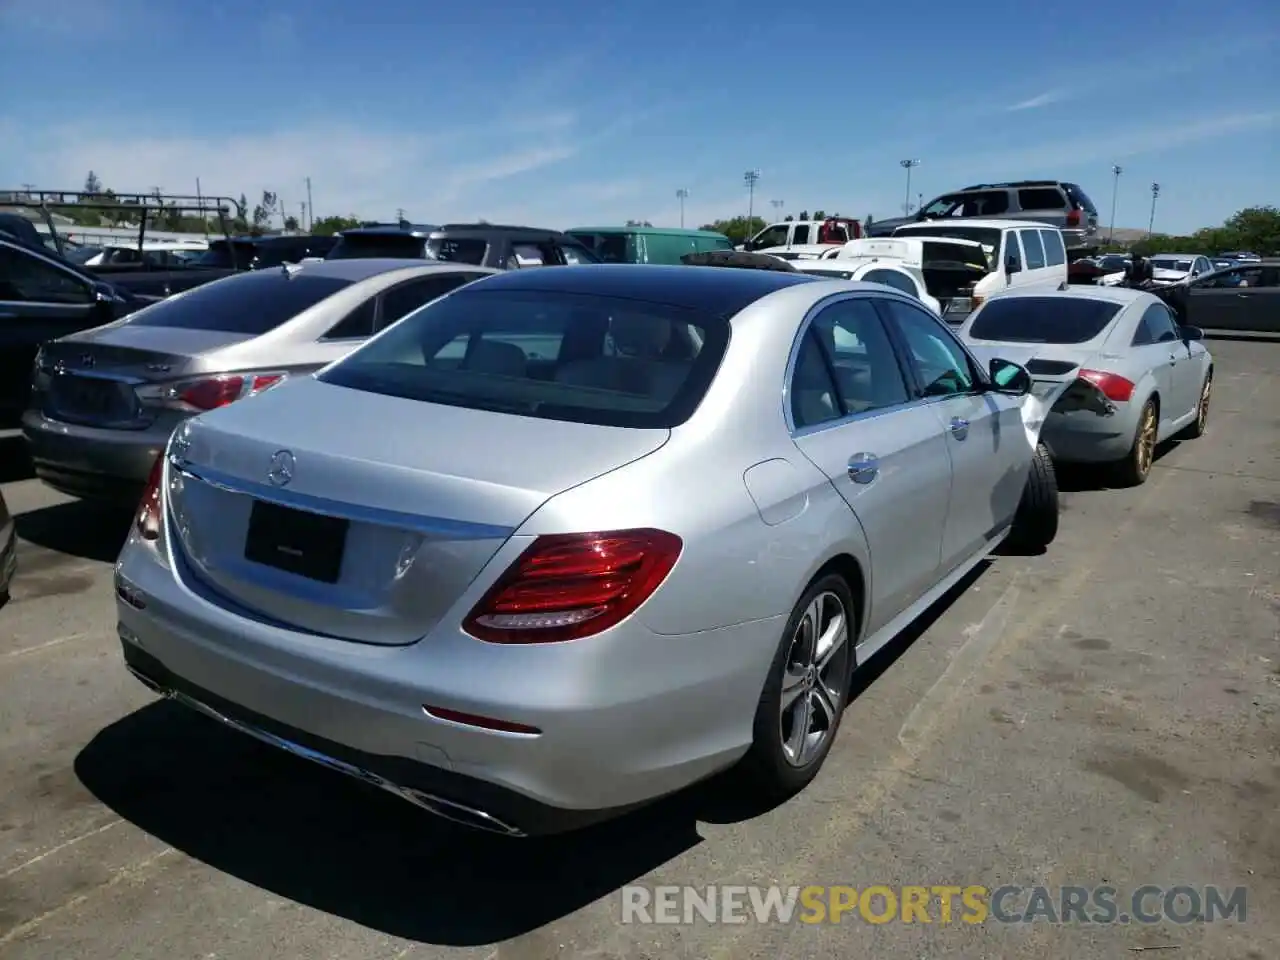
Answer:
xmin=39 ymin=324 xmax=254 ymax=428
xmin=166 ymin=377 xmax=671 ymax=646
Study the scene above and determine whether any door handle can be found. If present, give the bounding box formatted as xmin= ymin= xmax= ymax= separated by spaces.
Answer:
xmin=949 ymin=417 xmax=969 ymax=440
xmin=847 ymin=453 xmax=879 ymax=484
xmin=1236 ymin=293 xmax=1252 ymax=298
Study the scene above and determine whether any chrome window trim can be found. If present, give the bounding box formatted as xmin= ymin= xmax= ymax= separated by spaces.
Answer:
xmin=782 ymin=289 xmax=936 ymax=437
xmin=170 ymin=456 xmax=516 ymax=540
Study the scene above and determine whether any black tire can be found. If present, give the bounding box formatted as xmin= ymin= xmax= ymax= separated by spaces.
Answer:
xmin=1182 ymin=372 xmax=1212 ymax=439
xmin=736 ymin=573 xmax=855 ymax=802
xmin=1113 ymin=396 xmax=1158 ymax=487
xmin=1007 ymin=443 xmax=1059 ymax=552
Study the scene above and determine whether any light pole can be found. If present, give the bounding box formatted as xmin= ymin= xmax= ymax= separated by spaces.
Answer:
xmin=900 ymin=159 xmax=920 ymax=216
xmin=744 ymin=170 xmax=761 ymax=230
xmin=1108 ymin=164 xmax=1123 ymax=244
xmin=676 ymin=188 xmax=689 ymax=228
xmin=1148 ymin=183 xmax=1160 ymax=237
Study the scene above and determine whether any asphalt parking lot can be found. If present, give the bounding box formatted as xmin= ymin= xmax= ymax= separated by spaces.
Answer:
xmin=1 ymin=336 xmax=1277 ymax=960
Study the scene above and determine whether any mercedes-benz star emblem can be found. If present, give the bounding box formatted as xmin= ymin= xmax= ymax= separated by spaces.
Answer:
xmin=267 ymin=450 xmax=295 ymax=487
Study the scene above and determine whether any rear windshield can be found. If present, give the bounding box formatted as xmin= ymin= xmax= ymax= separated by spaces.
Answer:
xmin=895 ymin=225 xmax=1002 ymax=254
xmin=317 ymin=288 xmax=729 ymax=428
xmin=329 ymin=234 xmax=426 ymax=259
xmin=426 ymin=237 xmax=488 ymax=265
xmin=122 ymin=272 xmax=352 ymax=334
xmin=968 ymin=296 xmax=1122 ymax=344
xmin=1064 ymin=183 xmax=1099 ymax=214
xmin=1151 ymin=258 xmax=1193 ymax=272
xmin=190 ymin=241 xmax=256 ymax=269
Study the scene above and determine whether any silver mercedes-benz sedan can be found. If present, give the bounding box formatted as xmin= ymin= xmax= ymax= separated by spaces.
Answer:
xmin=114 ymin=263 xmax=1062 ymax=836
xmin=22 ymin=259 xmax=498 ymax=503
xmin=957 ymin=287 xmax=1213 ymax=486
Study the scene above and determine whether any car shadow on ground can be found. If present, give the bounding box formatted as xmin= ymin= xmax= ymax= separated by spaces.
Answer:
xmin=15 ymin=499 xmax=133 ymax=564
xmin=74 ymin=564 xmax=986 ymax=946
xmin=1053 ymin=440 xmax=1182 ymax=493
xmin=0 ymin=431 xmax=33 ymax=484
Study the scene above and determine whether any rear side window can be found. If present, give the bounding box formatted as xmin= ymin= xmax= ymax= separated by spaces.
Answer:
xmin=791 ymin=224 xmax=812 ymax=244
xmin=378 ymin=273 xmax=479 ymax=329
xmin=317 ymin=289 xmax=728 ymax=428
xmin=1064 ymin=183 xmax=1099 ymax=214
xmin=1131 ymin=303 xmax=1180 ymax=345
xmin=968 ymin=297 xmax=1122 ymax=344
xmin=426 ymin=237 xmax=487 ymax=265
xmin=123 ymin=272 xmax=351 ymax=334
xmin=1020 ymin=230 xmax=1047 ymax=269
xmin=1017 ymin=188 xmax=1066 ymax=210
xmin=1040 ymin=230 xmax=1067 ymax=266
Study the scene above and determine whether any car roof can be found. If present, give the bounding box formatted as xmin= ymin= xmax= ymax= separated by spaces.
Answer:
xmin=454 ymin=263 xmax=817 ymax=316
xmin=898 ymin=218 xmax=1057 ymax=231
xmin=990 ymin=286 xmax=1152 ymax=307
xmin=263 ymin=258 xmax=481 ymax=282
xmin=339 ymin=224 xmax=438 ymax=238
xmin=1148 ymin=253 xmax=1201 ymax=259
xmin=567 ymin=226 xmax=730 ymax=239
xmin=433 ymin=223 xmax=564 ymax=237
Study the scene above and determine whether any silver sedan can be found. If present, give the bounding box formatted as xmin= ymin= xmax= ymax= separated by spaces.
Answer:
xmin=957 ymin=286 xmax=1213 ymax=485
xmin=23 ymin=259 xmax=498 ymax=503
xmin=113 ymin=264 xmax=1061 ymax=837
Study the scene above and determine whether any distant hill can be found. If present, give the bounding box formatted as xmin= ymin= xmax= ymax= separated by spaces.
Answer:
xmin=1098 ymin=227 xmax=1150 ymax=247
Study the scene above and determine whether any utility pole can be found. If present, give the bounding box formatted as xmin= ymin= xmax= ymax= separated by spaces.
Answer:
xmin=196 ymin=177 xmax=208 ymax=236
xmin=1108 ymin=164 xmax=1123 ymax=245
xmin=899 ymin=159 xmax=920 ymax=216
xmin=1148 ymin=183 xmax=1160 ymax=238
xmin=770 ymin=199 xmax=785 ymax=220
xmin=396 ymin=207 xmax=406 ymax=222
xmin=743 ymin=170 xmax=761 ymax=233
xmin=305 ymin=177 xmax=314 ymax=231
xmin=300 ymin=202 xmax=307 ymax=232
xmin=675 ymin=188 xmax=689 ymax=228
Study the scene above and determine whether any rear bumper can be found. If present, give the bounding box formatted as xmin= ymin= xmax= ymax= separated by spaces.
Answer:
xmin=113 ymin=532 xmax=782 ymax=835
xmin=1041 ymin=405 xmax=1137 ymax=463
xmin=21 ymin=410 xmax=170 ymax=503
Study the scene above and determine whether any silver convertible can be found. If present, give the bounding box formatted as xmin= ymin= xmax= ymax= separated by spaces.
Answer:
xmin=114 ymin=264 xmax=1063 ymax=837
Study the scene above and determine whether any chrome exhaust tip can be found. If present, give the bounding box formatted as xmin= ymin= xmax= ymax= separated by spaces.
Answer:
xmin=400 ymin=788 xmax=526 ymax=838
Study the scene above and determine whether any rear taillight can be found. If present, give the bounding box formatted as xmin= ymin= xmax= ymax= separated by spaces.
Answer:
xmin=136 ymin=455 xmax=164 ymax=540
xmin=1066 ymin=210 xmax=1081 ymax=227
xmin=138 ymin=372 xmax=288 ymax=413
xmin=178 ymin=373 xmax=286 ymax=411
xmin=462 ymin=529 xmax=683 ymax=644
xmin=1079 ymin=369 xmax=1135 ymax=402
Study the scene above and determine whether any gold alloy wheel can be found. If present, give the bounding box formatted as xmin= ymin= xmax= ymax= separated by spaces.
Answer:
xmin=1136 ymin=403 xmax=1157 ymax=476
xmin=1197 ymin=377 xmax=1211 ymax=432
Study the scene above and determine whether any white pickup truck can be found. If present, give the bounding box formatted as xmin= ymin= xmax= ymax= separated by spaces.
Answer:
xmin=739 ymin=216 xmax=862 ymax=255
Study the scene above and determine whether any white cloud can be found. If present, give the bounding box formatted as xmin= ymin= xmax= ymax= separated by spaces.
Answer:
xmin=942 ymin=111 xmax=1280 ymax=180
xmin=1006 ymin=91 xmax=1065 ymax=111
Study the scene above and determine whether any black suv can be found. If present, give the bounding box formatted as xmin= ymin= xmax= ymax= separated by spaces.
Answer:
xmin=868 ymin=180 xmax=1100 ymax=255
xmin=422 ymin=224 xmax=600 ymax=269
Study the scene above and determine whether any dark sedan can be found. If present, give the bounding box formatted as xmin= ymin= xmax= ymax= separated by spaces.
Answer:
xmin=1159 ymin=260 xmax=1280 ymax=333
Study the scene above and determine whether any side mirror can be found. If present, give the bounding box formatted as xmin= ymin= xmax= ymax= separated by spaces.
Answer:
xmin=1180 ymin=325 xmax=1204 ymax=341
xmin=1005 ymin=256 xmax=1021 ymax=275
xmin=989 ymin=358 xmax=1032 ymax=396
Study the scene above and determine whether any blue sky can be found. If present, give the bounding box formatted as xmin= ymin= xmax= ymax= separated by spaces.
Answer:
xmin=1 ymin=0 xmax=1276 ymax=234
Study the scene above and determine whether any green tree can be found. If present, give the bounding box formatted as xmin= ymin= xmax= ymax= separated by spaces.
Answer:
xmin=83 ymin=171 xmax=102 ymax=196
xmin=797 ymin=210 xmax=810 ymax=220
xmin=284 ymin=215 xmax=300 ymax=231
xmin=812 ymin=210 xmax=826 ymax=220
xmin=699 ymin=216 xmax=767 ymax=244
xmin=309 ymin=215 xmax=362 ymax=236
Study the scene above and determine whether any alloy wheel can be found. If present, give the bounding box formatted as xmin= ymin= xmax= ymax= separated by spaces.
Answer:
xmin=1137 ymin=403 xmax=1157 ymax=476
xmin=778 ymin=591 xmax=850 ymax=767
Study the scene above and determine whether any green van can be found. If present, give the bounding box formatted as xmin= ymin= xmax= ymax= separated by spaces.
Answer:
xmin=565 ymin=226 xmax=734 ymax=265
